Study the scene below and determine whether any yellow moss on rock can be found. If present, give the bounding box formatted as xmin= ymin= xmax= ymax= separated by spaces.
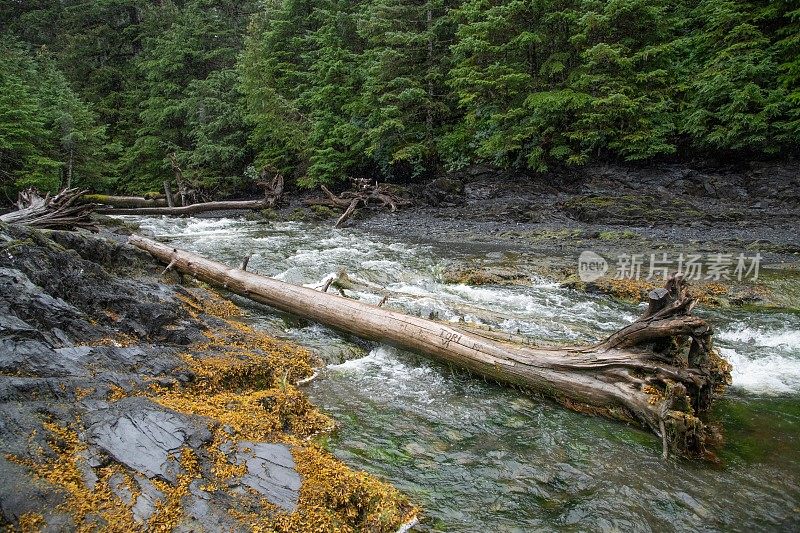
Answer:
xmin=8 ymin=290 xmax=416 ymax=532
xmin=10 ymin=421 xmax=140 ymax=533
xmin=148 ymin=448 xmax=201 ymax=532
xmin=269 ymin=445 xmax=418 ymax=533
xmin=156 ymin=290 xmax=416 ymax=532
xmin=14 ymin=512 xmax=45 ymax=533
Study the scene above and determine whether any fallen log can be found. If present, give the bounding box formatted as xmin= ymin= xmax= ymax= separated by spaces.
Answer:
xmin=98 ymin=174 xmax=284 ymax=216
xmin=1 ymin=188 xmax=97 ymax=229
xmin=81 ymin=194 xmax=168 ymax=208
xmin=304 ymin=180 xmax=411 ymax=228
xmin=97 ymin=199 xmax=270 ymax=216
xmin=129 ymin=235 xmax=732 ymax=459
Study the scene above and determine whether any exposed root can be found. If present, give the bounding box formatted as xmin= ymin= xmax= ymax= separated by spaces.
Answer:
xmin=304 ymin=181 xmax=411 ymax=228
xmin=0 ymin=188 xmax=97 ymax=230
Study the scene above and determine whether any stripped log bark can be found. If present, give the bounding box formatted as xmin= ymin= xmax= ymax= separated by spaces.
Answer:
xmin=129 ymin=235 xmax=732 ymax=460
xmin=97 ymin=174 xmax=284 ymax=216
xmin=81 ymin=194 xmax=168 ymax=208
xmin=304 ymin=181 xmax=411 ymax=228
xmin=1 ymin=188 xmax=97 ymax=229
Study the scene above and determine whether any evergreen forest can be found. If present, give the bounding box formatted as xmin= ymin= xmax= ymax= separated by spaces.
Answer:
xmin=1 ymin=0 xmax=797 ymax=196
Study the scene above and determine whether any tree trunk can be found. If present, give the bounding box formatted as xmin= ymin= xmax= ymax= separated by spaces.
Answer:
xmin=1 ymin=188 xmax=96 ymax=229
xmin=129 ymin=235 xmax=732 ymax=460
xmin=97 ymin=199 xmax=271 ymax=216
xmin=163 ymin=181 xmax=175 ymax=208
xmin=66 ymin=149 xmax=73 ymax=190
xmin=170 ymin=152 xmax=188 ymax=206
xmin=81 ymin=194 xmax=168 ymax=208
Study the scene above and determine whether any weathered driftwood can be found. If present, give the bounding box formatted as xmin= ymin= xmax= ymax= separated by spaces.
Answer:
xmin=1 ymin=188 xmax=97 ymax=229
xmin=129 ymin=235 xmax=732 ymax=459
xmin=81 ymin=194 xmax=168 ymax=208
xmin=304 ymin=180 xmax=411 ymax=227
xmin=97 ymin=175 xmax=284 ymax=216
xmin=97 ymin=199 xmax=270 ymax=216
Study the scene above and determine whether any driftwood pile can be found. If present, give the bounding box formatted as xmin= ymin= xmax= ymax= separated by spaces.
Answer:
xmin=95 ymin=173 xmax=284 ymax=216
xmin=0 ymin=188 xmax=97 ymax=229
xmin=305 ymin=179 xmax=411 ymax=227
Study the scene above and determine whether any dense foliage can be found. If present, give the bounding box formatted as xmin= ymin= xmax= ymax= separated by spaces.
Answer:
xmin=1 ymin=0 xmax=797 ymax=194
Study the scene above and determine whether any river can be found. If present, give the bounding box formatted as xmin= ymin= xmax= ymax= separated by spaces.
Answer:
xmin=129 ymin=216 xmax=800 ymax=532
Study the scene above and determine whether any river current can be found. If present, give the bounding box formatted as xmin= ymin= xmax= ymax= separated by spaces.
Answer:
xmin=129 ymin=216 xmax=800 ymax=532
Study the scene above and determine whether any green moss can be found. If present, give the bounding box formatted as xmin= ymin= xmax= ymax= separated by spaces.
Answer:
xmin=287 ymin=208 xmax=311 ymax=221
xmin=259 ymin=208 xmax=278 ymax=220
xmin=598 ymin=230 xmax=637 ymax=240
xmin=310 ymin=205 xmax=337 ymax=218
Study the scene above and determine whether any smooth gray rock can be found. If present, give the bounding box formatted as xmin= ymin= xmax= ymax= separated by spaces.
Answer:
xmin=131 ymin=474 xmax=164 ymax=524
xmin=85 ymin=397 xmax=211 ymax=484
xmin=234 ymin=442 xmax=301 ymax=511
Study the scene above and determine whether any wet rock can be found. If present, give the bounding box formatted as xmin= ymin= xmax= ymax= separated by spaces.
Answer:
xmin=423 ymin=177 xmax=465 ymax=207
xmin=0 ymin=267 xmax=93 ymax=343
xmin=108 ymin=472 xmax=135 ymax=506
xmin=234 ymin=442 xmax=301 ymax=511
xmin=131 ymin=475 xmax=164 ymax=523
xmin=85 ymin=397 xmax=211 ymax=484
xmin=440 ymin=264 xmax=529 ymax=286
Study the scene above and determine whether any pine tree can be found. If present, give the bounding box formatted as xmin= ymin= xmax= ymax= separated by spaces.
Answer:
xmin=680 ymin=0 xmax=793 ymax=154
xmin=299 ymin=0 xmax=367 ymax=186
xmin=356 ymin=0 xmax=456 ymax=179
xmin=0 ymin=45 xmax=59 ymax=192
xmin=34 ymin=48 xmax=107 ymax=189
xmin=124 ymin=0 xmax=255 ymax=193
xmin=568 ymin=0 xmax=678 ymax=162
xmin=0 ymin=37 xmax=104 ymax=193
xmin=239 ymin=0 xmax=316 ymax=181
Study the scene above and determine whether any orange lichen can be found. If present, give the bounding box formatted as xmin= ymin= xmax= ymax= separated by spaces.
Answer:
xmin=106 ymin=385 xmax=127 ymax=402
xmin=9 ymin=421 xmax=140 ymax=532
xmin=148 ymin=448 xmax=201 ymax=532
xmin=176 ymin=290 xmax=241 ymax=319
xmin=207 ymin=428 xmax=247 ymax=483
xmin=643 ymin=384 xmax=664 ymax=405
xmin=75 ymin=387 xmax=95 ymax=401
xmin=14 ymin=512 xmax=45 ymax=533
xmin=694 ymin=282 xmax=728 ymax=304
xmin=89 ymin=333 xmax=137 ymax=348
xmin=268 ymin=445 xmax=418 ymax=533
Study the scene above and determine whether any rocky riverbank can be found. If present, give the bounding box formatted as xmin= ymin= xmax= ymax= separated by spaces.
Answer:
xmin=279 ymin=161 xmax=799 ymax=311
xmin=0 ymin=223 xmax=416 ymax=531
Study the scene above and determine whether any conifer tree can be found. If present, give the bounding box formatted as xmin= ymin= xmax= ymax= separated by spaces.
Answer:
xmin=680 ymin=0 xmax=793 ymax=154
xmin=356 ymin=0 xmax=456 ymax=179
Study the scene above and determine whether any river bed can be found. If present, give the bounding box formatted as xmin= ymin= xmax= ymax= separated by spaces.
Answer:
xmin=130 ymin=216 xmax=800 ymax=532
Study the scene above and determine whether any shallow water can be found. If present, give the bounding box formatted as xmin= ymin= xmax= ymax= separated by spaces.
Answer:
xmin=130 ymin=216 xmax=800 ymax=531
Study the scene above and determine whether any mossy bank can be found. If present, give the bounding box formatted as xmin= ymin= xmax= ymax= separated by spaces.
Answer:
xmin=0 ymin=223 xmax=416 ymax=532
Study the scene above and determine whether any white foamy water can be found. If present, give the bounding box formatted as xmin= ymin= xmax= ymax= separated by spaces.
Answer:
xmin=714 ymin=321 xmax=800 ymax=393
xmin=721 ymin=348 xmax=800 ymax=394
xmin=128 ymin=214 xmax=800 ymax=395
xmin=328 ymin=346 xmax=446 ymax=408
xmin=717 ymin=325 xmax=800 ymax=349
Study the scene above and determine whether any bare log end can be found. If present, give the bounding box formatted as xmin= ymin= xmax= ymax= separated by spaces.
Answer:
xmin=591 ymin=273 xmax=733 ymax=459
xmin=658 ymin=347 xmax=732 ymax=460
